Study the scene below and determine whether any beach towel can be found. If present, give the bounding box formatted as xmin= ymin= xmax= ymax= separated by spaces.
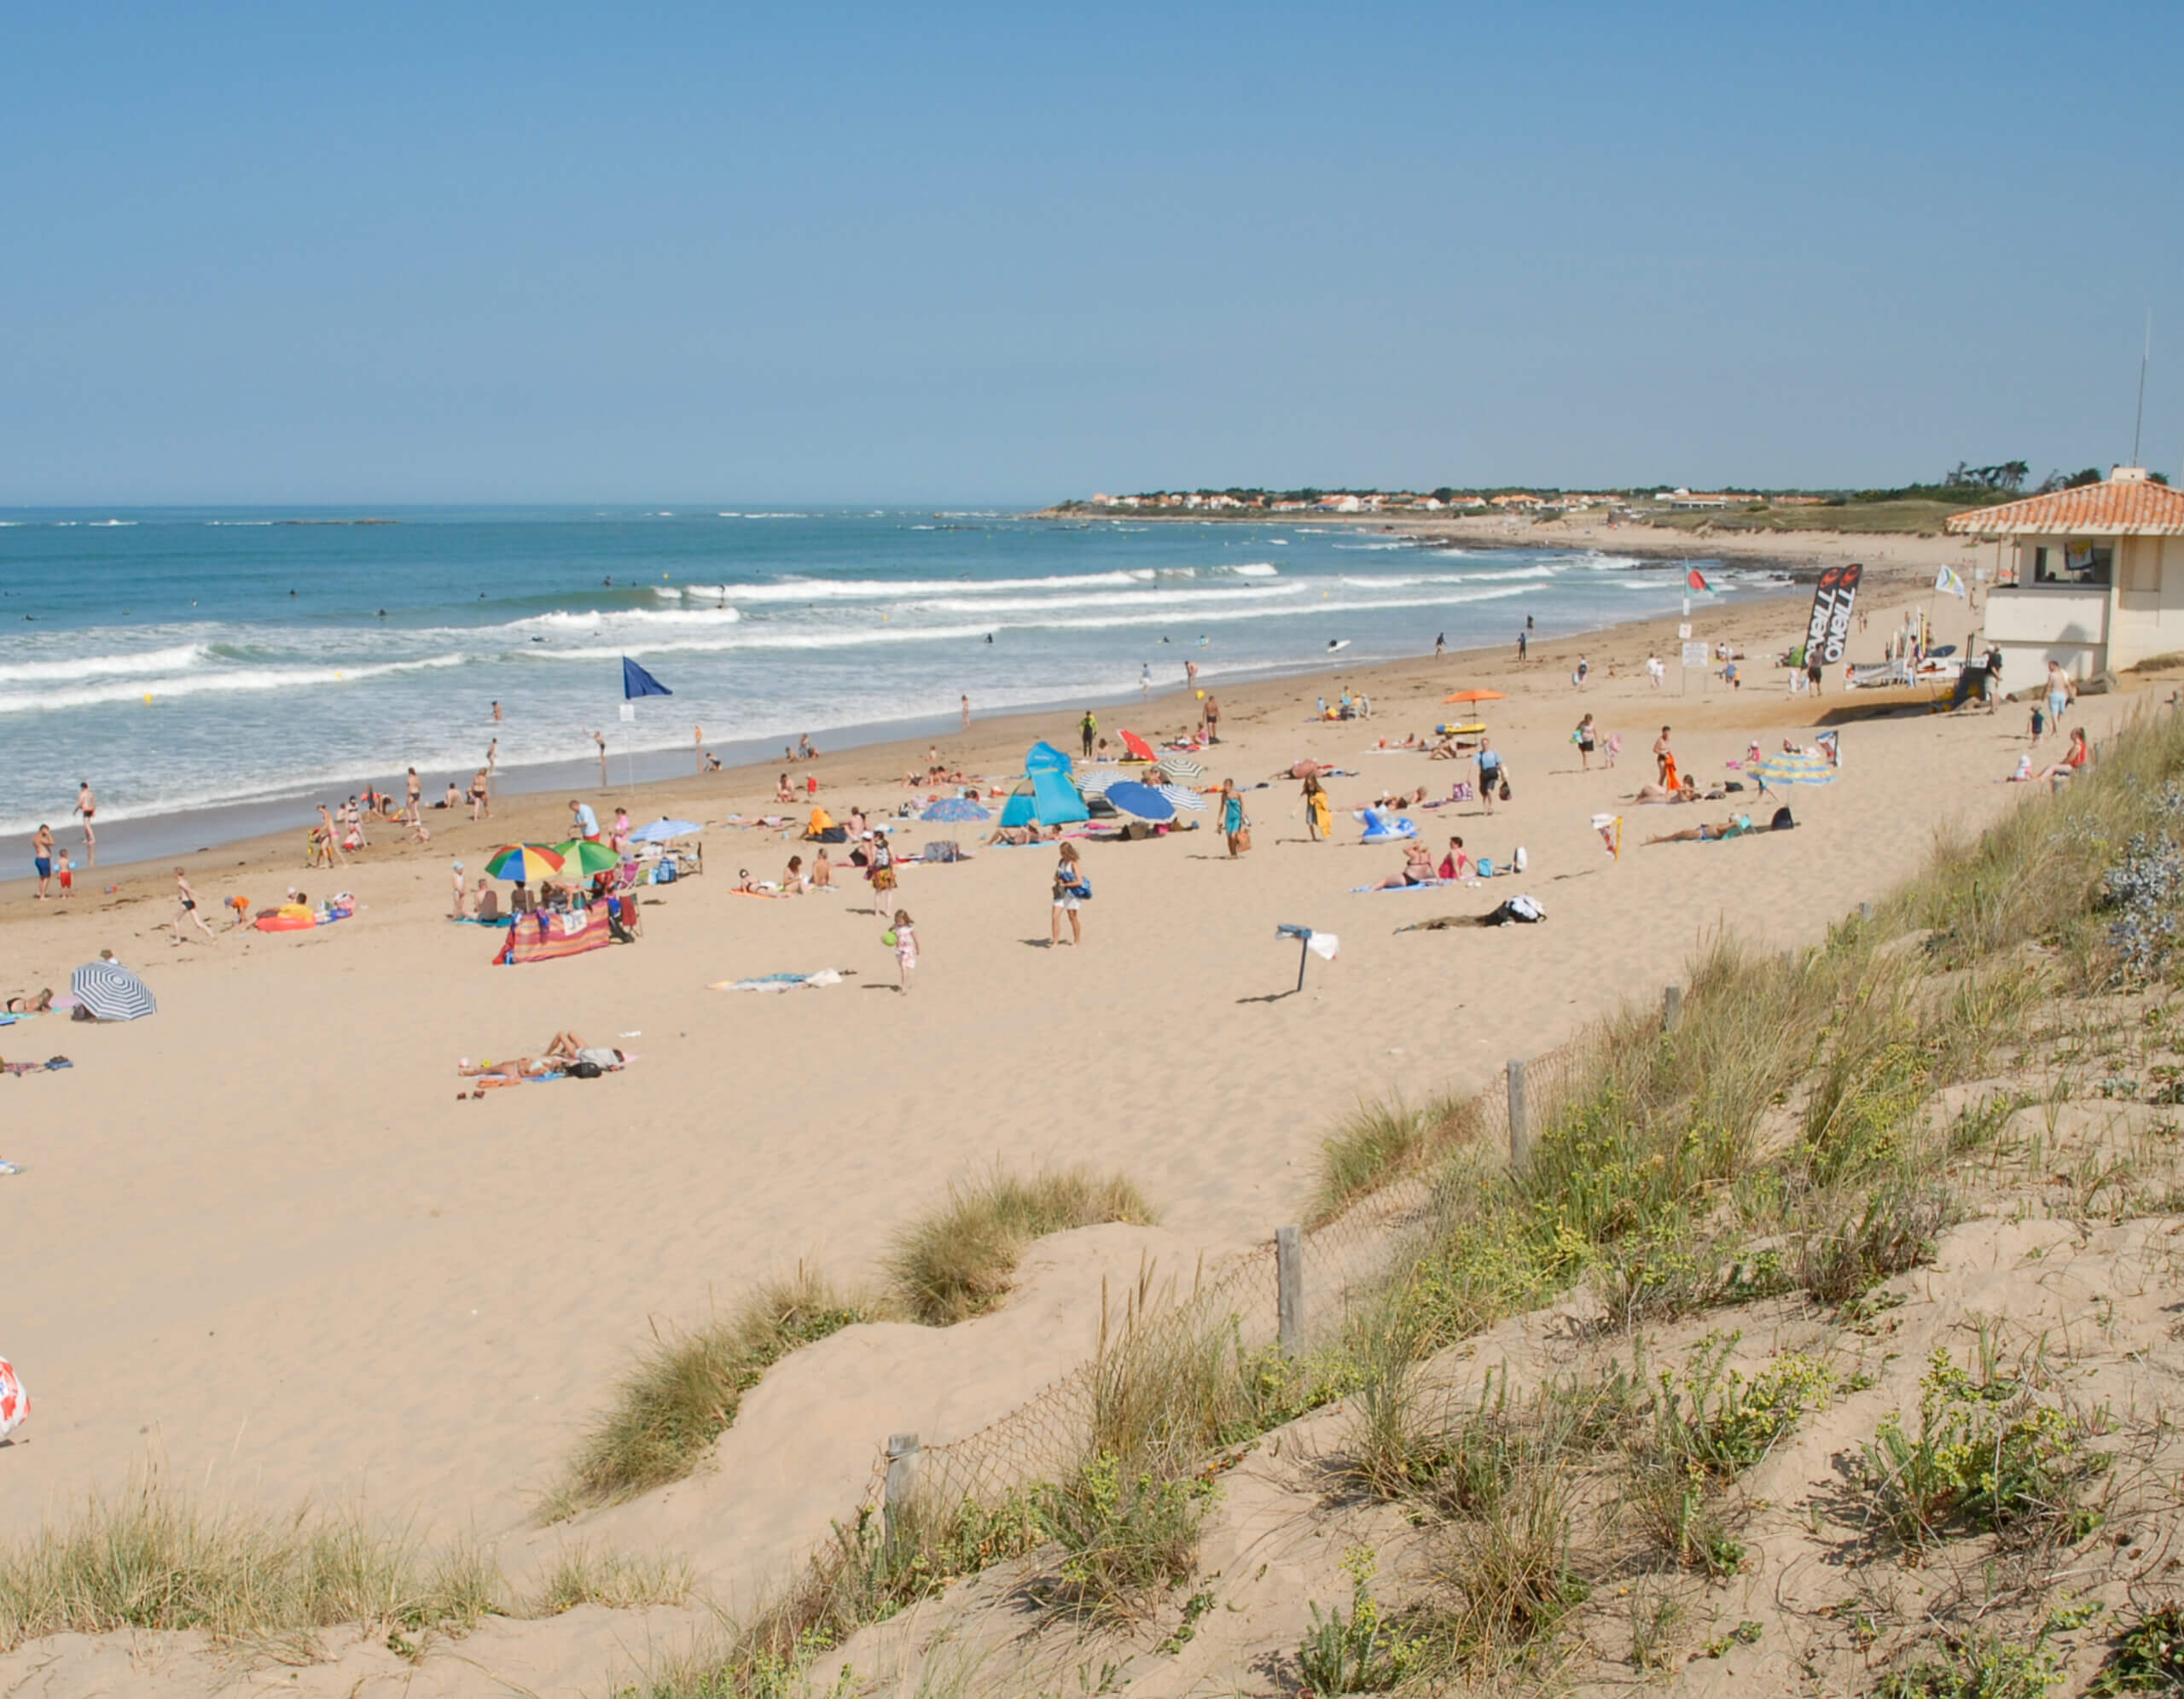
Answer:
xmin=708 ymin=969 xmax=850 ymax=992
xmin=1350 ymin=879 xmax=1452 ymax=893
xmin=493 ymin=908 xmax=612 ymax=964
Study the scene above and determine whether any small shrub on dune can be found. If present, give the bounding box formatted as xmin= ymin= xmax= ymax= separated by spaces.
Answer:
xmin=560 ymin=1266 xmax=874 ymax=1512
xmin=884 ymin=1166 xmax=1157 ymax=1326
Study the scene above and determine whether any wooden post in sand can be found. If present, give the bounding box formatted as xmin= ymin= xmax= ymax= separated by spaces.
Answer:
xmin=1507 ymin=1059 xmax=1530 ymax=1169
xmin=1275 ymin=1225 xmax=1304 ymax=1355
xmin=1663 ymin=984 xmax=1683 ymax=1033
xmin=1860 ymin=902 xmax=1874 ymax=923
xmin=883 ymin=1432 xmax=921 ymax=1549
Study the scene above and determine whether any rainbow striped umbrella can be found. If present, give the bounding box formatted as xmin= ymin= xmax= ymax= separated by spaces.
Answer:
xmin=484 ymin=843 xmax=566 ymax=882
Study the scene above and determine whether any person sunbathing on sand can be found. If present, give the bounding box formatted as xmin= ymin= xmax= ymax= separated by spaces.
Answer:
xmin=810 ymin=847 xmax=834 ymax=888
xmin=987 ymin=823 xmax=1059 ymax=847
xmin=1630 ymin=777 xmax=1701 ymax=805
xmin=1370 ymin=843 xmax=1440 ymax=889
xmin=782 ymin=854 xmax=807 ymax=893
xmin=1646 ymin=814 xmax=1757 ymax=846
xmin=4 ymin=989 xmax=53 ymax=1015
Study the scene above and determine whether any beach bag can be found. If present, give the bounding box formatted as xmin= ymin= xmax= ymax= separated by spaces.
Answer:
xmin=1234 ymin=826 xmax=1252 ymax=852
xmin=1497 ymin=776 xmax=1512 ymax=802
xmin=1770 ymin=806 xmax=1797 ymax=831
xmin=655 ymin=860 xmax=677 ymax=883
xmin=1512 ymin=846 xmax=1527 ymax=872
xmin=569 ymin=1059 xmax=604 ymax=1079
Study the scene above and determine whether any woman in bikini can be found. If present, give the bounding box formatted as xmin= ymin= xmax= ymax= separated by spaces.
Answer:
xmin=1370 ymin=842 xmax=1439 ymax=889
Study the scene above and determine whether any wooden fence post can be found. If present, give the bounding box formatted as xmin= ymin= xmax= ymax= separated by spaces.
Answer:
xmin=1860 ymin=901 xmax=1874 ymax=923
xmin=883 ymin=1431 xmax=920 ymax=1549
xmin=1663 ymin=984 xmax=1683 ymax=1033
xmin=1507 ymin=1058 xmax=1530 ymax=1170
xmin=1275 ymin=1225 xmax=1304 ymax=1355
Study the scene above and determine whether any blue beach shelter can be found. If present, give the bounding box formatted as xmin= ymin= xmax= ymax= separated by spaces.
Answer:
xmin=999 ymin=743 xmax=1088 ymax=828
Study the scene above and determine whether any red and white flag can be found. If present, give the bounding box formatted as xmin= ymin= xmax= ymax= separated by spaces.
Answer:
xmin=1687 ymin=568 xmax=1711 ymax=592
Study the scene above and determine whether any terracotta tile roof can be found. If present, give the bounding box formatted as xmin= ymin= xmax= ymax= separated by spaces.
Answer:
xmin=1948 ymin=477 xmax=2184 ymax=536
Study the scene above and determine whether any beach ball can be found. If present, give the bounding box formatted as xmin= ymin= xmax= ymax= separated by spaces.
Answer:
xmin=882 ymin=929 xmax=897 ymax=947
xmin=143 ymin=694 xmax=153 ymax=704
xmin=1195 ymin=689 xmax=1205 ymax=700
xmin=0 ymin=1359 xmax=26 ymax=1440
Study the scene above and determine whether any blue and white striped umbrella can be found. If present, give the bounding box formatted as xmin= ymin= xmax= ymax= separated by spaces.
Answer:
xmin=70 ymin=960 xmax=156 ymax=1021
xmin=1075 ymin=768 xmax=1124 ymax=794
xmin=1153 ymin=753 xmax=1205 ymax=780
xmin=1157 ymin=783 xmax=1208 ymax=812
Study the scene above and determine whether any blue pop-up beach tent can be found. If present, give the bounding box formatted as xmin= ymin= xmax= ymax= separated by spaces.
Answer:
xmin=999 ymin=742 xmax=1088 ymax=827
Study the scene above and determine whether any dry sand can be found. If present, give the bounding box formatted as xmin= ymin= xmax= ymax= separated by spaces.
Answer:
xmin=0 ymin=544 xmax=2131 ymax=1692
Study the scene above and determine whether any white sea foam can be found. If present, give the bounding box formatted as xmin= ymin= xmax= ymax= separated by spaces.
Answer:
xmin=1230 ymin=562 xmax=1279 ymax=576
xmin=718 ymin=572 xmax=1153 ymax=602
xmin=0 ymin=654 xmax=465 ymax=716
xmin=0 ymin=643 xmax=209 ymax=684
xmin=916 ymin=585 xmax=1304 ymax=616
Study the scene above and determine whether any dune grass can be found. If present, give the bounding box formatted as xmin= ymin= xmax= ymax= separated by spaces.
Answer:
xmin=555 ymin=1266 xmax=875 ymax=1515
xmin=552 ymin=1166 xmax=1163 ymax=1520
xmin=0 ymin=1476 xmax=504 ymax=1657
xmin=1310 ymin=1092 xmax=1472 ymax=1226
xmin=527 ymin=1542 xmax=692 ymax=1615
xmin=882 ymin=1166 xmax=1158 ymax=1325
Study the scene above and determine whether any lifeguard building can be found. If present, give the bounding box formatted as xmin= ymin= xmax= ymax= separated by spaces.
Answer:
xmin=1949 ymin=467 xmax=2184 ymax=680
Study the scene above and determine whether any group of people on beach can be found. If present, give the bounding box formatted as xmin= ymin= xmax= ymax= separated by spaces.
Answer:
xmin=27 ymin=782 xmax=96 ymax=899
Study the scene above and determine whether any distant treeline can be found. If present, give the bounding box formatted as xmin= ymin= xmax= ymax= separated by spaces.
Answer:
xmin=1060 ymin=463 xmax=2160 ymax=511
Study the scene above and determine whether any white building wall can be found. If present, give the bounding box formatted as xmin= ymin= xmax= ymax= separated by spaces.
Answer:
xmin=2108 ymin=537 xmax=2184 ymax=669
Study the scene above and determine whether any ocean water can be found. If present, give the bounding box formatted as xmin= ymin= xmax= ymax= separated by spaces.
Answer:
xmin=0 ymin=507 xmax=1760 ymax=845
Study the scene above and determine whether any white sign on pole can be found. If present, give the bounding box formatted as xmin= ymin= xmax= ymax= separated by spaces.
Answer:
xmin=619 ymin=702 xmax=636 ymax=722
xmin=1681 ymin=641 xmax=1709 ymax=668
xmin=1676 ymin=622 xmax=1693 ymax=641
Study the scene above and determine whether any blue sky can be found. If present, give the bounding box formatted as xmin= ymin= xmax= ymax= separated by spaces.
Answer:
xmin=5 ymin=2 xmax=2180 ymax=503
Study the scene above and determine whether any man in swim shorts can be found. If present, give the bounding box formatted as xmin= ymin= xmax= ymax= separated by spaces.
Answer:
xmin=73 ymin=781 xmax=96 ymax=867
xmin=31 ymin=824 xmax=53 ymax=900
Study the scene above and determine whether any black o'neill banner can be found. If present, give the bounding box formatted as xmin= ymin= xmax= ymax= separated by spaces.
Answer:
xmin=1804 ymin=562 xmax=1862 ymax=665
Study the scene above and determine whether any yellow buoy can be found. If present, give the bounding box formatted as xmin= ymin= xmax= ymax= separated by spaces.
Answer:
xmin=142 ymin=693 xmax=154 ymax=704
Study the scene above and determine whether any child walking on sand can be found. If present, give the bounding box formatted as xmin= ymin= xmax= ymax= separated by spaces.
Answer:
xmin=55 ymin=847 xmax=73 ymax=898
xmin=887 ymin=909 xmax=918 ymax=992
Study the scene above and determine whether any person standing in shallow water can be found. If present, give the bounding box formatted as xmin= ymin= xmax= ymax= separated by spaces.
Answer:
xmin=74 ymin=781 xmax=96 ymax=867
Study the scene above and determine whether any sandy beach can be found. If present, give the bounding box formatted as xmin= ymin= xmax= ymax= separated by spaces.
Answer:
xmin=0 ymin=543 xmax=2131 ymax=1690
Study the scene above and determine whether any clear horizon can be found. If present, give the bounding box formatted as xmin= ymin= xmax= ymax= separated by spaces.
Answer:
xmin=7 ymin=1 xmax=2181 ymax=505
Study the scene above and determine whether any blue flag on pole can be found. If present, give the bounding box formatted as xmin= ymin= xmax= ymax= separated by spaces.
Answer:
xmin=622 ymin=656 xmax=674 ymax=700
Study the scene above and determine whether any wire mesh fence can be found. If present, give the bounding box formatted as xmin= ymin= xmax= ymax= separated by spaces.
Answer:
xmin=861 ymin=1028 xmax=1602 ymax=1520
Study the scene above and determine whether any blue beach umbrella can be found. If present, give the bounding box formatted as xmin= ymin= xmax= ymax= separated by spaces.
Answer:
xmin=921 ymin=797 xmax=990 ymax=823
xmin=1103 ymin=781 xmax=1176 ymax=822
xmin=629 ymin=818 xmax=702 ymax=842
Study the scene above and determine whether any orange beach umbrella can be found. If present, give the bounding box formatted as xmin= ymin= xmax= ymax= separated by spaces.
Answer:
xmin=1442 ymin=689 xmax=1507 ymax=705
